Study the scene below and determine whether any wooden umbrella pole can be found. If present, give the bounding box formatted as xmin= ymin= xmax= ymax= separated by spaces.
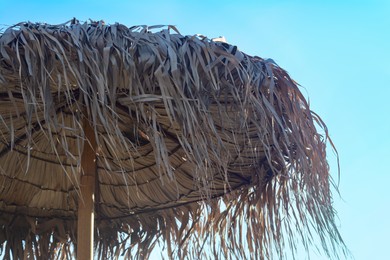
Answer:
xmin=77 ymin=119 xmax=97 ymax=260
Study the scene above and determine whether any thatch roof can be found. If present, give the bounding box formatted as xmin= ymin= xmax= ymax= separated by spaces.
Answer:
xmin=0 ymin=20 xmax=346 ymax=259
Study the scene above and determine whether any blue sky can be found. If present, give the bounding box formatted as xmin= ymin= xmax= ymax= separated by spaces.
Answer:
xmin=1 ymin=0 xmax=389 ymax=259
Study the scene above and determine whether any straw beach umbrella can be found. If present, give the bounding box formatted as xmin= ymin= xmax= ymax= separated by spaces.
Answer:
xmin=0 ymin=20 xmax=346 ymax=259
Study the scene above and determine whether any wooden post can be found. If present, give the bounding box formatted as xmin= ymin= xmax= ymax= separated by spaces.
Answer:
xmin=77 ymin=120 xmax=97 ymax=260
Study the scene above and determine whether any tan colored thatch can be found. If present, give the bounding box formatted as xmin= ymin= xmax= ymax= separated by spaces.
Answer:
xmin=0 ymin=20 xmax=346 ymax=259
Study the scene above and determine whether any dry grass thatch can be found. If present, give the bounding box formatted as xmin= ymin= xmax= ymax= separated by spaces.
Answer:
xmin=0 ymin=20 xmax=347 ymax=259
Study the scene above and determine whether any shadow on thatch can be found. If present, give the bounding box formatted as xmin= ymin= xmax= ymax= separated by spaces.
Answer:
xmin=0 ymin=20 xmax=347 ymax=259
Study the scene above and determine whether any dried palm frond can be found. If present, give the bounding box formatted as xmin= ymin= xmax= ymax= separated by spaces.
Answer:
xmin=0 ymin=20 xmax=347 ymax=259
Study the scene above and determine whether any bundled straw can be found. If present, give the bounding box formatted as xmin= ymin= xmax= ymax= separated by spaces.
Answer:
xmin=0 ymin=20 xmax=347 ymax=259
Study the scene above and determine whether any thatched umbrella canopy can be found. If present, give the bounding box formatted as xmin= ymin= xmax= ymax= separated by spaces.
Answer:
xmin=0 ymin=20 xmax=346 ymax=259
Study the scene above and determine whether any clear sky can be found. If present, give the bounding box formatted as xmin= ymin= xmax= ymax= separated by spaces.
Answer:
xmin=1 ymin=0 xmax=389 ymax=259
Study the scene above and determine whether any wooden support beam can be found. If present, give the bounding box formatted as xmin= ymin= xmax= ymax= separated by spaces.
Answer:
xmin=77 ymin=120 xmax=97 ymax=260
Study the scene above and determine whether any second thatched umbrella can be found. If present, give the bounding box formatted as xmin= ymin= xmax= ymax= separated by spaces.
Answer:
xmin=0 ymin=20 xmax=346 ymax=259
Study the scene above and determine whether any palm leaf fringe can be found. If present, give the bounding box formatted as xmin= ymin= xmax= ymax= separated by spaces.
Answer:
xmin=0 ymin=20 xmax=347 ymax=259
